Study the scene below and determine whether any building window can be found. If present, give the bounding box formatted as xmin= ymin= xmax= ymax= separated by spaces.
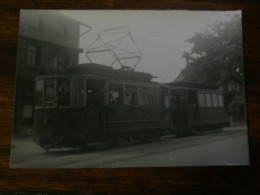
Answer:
xmin=51 ymin=56 xmax=65 ymax=72
xmin=56 ymin=23 xmax=67 ymax=35
xmin=27 ymin=45 xmax=40 ymax=67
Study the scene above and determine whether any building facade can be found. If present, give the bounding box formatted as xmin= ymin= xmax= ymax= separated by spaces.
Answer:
xmin=13 ymin=10 xmax=90 ymax=136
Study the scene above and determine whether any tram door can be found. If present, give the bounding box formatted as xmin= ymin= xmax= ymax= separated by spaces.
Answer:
xmin=85 ymin=80 xmax=104 ymax=133
xmin=171 ymin=89 xmax=198 ymax=135
xmin=187 ymin=90 xmax=198 ymax=127
xmin=171 ymin=90 xmax=188 ymax=135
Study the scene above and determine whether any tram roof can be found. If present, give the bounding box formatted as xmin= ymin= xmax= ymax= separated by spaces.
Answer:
xmin=60 ymin=63 xmax=154 ymax=82
xmin=167 ymin=82 xmax=218 ymax=90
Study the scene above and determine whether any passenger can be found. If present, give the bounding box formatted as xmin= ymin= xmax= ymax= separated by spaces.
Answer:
xmin=109 ymin=92 xmax=120 ymax=105
xmin=87 ymin=89 xmax=101 ymax=106
xmin=109 ymin=93 xmax=115 ymax=105
xmin=58 ymin=84 xmax=70 ymax=106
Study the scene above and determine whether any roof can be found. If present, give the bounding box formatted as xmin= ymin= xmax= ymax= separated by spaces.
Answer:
xmin=65 ymin=63 xmax=154 ymax=82
xmin=57 ymin=11 xmax=91 ymax=29
xmin=167 ymin=81 xmax=218 ymax=90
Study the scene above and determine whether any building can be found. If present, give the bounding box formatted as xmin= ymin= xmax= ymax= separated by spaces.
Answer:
xmin=13 ymin=10 xmax=90 ymax=136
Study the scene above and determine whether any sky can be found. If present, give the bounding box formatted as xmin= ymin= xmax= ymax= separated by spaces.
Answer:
xmin=60 ymin=10 xmax=241 ymax=83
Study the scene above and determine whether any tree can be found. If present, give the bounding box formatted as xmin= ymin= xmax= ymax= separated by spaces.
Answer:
xmin=181 ymin=15 xmax=245 ymax=88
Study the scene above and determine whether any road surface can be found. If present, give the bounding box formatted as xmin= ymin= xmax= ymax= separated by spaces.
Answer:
xmin=10 ymin=125 xmax=250 ymax=168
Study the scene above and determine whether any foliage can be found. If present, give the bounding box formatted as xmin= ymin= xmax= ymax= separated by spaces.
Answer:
xmin=181 ymin=15 xmax=244 ymax=88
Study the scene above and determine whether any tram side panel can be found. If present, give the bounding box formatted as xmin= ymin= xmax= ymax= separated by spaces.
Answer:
xmin=105 ymin=105 xmax=167 ymax=134
xmin=34 ymin=107 xmax=87 ymax=148
xmin=197 ymin=91 xmax=229 ymax=130
xmin=198 ymin=107 xmax=229 ymax=129
xmin=33 ymin=75 xmax=170 ymax=148
xmin=171 ymin=108 xmax=196 ymax=136
xmin=170 ymin=87 xmax=229 ymax=135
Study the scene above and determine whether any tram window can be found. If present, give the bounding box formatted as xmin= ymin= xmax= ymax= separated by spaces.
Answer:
xmin=72 ymin=78 xmax=85 ymax=106
xmin=188 ymin=91 xmax=197 ymax=108
xmin=172 ymin=92 xmax=180 ymax=108
xmin=86 ymin=87 xmax=96 ymax=106
xmin=180 ymin=93 xmax=186 ymax=107
xmin=205 ymin=94 xmax=212 ymax=107
xmin=109 ymin=83 xmax=123 ymax=105
xmin=172 ymin=90 xmax=187 ymax=108
xmin=57 ymin=78 xmax=70 ymax=106
xmin=198 ymin=93 xmax=206 ymax=107
xmin=125 ymin=85 xmax=138 ymax=105
xmin=86 ymin=80 xmax=104 ymax=106
xmin=164 ymin=95 xmax=170 ymax=107
xmin=44 ymin=79 xmax=56 ymax=106
xmin=151 ymin=88 xmax=160 ymax=106
xmin=35 ymin=80 xmax=43 ymax=106
xmin=212 ymin=94 xmax=218 ymax=107
xmin=218 ymin=94 xmax=224 ymax=107
xmin=138 ymin=86 xmax=150 ymax=105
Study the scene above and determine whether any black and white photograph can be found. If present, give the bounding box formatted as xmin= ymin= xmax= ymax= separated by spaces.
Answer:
xmin=10 ymin=10 xmax=250 ymax=168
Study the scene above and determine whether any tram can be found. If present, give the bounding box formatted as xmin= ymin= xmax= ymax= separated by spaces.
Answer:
xmin=33 ymin=64 xmax=230 ymax=150
xmin=168 ymin=82 xmax=229 ymax=136
xmin=33 ymin=63 xmax=170 ymax=150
